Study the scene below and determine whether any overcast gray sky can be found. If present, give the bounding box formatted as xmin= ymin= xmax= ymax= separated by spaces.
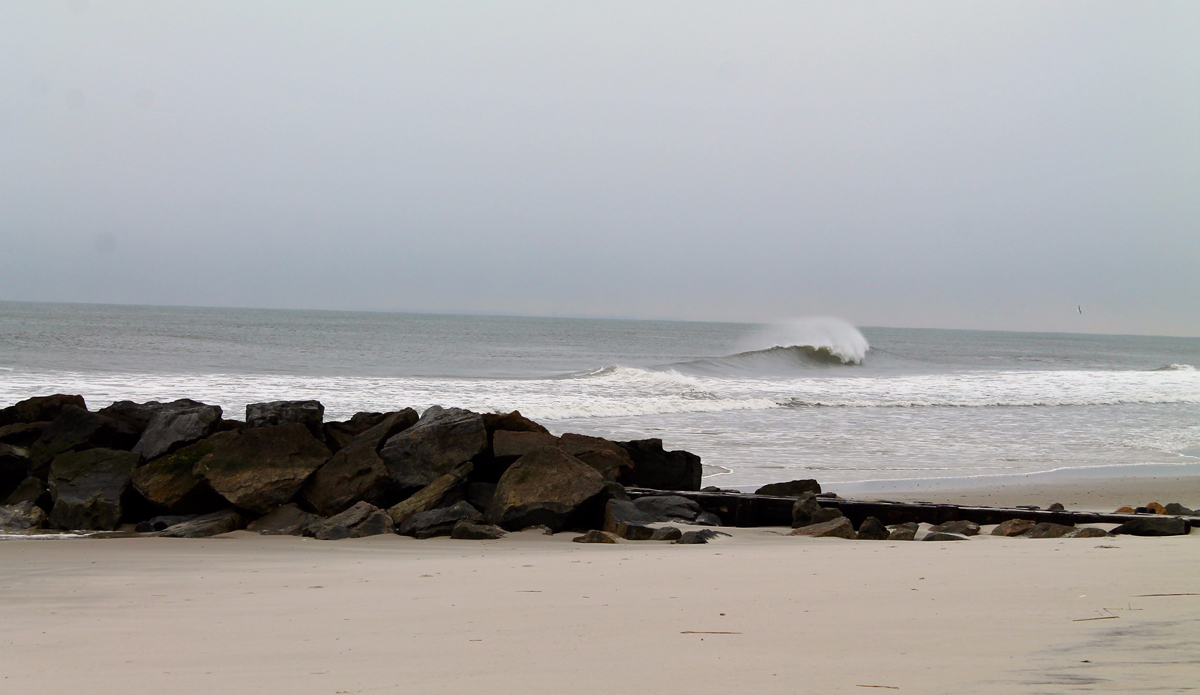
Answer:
xmin=1 ymin=1 xmax=1197 ymax=335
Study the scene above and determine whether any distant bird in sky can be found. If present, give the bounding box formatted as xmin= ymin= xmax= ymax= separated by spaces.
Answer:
xmin=1078 ymin=305 xmax=1082 ymax=315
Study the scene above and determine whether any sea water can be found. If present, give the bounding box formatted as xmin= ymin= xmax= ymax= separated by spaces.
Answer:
xmin=2 ymin=301 xmax=1198 ymax=490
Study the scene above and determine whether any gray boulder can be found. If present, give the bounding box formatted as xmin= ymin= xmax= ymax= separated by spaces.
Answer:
xmin=246 ymin=503 xmax=322 ymax=536
xmin=992 ymin=519 xmax=1037 ymax=537
xmin=380 ymin=407 xmax=487 ymax=492
xmin=1164 ymin=502 xmax=1194 ymax=515
xmin=887 ymin=522 xmax=918 ymax=541
xmin=314 ymin=501 xmax=394 ymax=540
xmin=246 ymin=400 xmax=325 ymax=439
xmin=1067 ymin=527 xmax=1111 ymax=538
xmin=303 ymin=409 xmax=419 ymax=516
xmin=0 ymin=394 xmax=86 ymax=428
xmin=631 ymin=495 xmax=701 ymax=522
xmin=0 ymin=501 xmax=47 ymax=531
xmin=1111 ymin=517 xmax=1190 ymax=536
xmin=323 ymin=412 xmax=388 ymax=452
xmin=451 ymin=519 xmax=507 ymax=540
xmin=131 ymin=432 xmax=234 ymax=513
xmin=158 ymin=508 xmax=246 ymax=538
xmin=132 ymin=400 xmax=222 ymax=461
xmin=486 ymin=447 xmax=609 ymax=532
xmin=927 ymin=520 xmax=981 ymax=537
xmin=97 ymin=400 xmax=162 ymax=436
xmin=755 ymin=479 xmax=822 ymax=497
xmin=492 ymin=430 xmax=559 ymax=459
xmin=5 ymin=476 xmax=50 ymax=509
xmin=791 ymin=492 xmax=822 ymax=527
xmin=482 ymin=410 xmax=549 ymax=437
xmin=573 ymin=529 xmax=619 ymax=543
xmin=386 ymin=462 xmax=472 ymax=527
xmin=857 ymin=516 xmax=890 ymax=540
xmin=28 ymin=406 xmax=139 ymax=476
xmin=789 ymin=517 xmax=856 ymax=539
xmin=603 ymin=499 xmax=658 ymax=540
xmin=47 ymin=448 xmax=140 ymax=530
xmin=693 ymin=511 xmax=724 ymax=526
xmin=0 ymin=421 xmax=49 ymax=448
xmin=617 ymin=438 xmax=702 ymax=491
xmin=399 ymin=500 xmax=483 ymax=539
xmin=194 ymin=422 xmax=330 ymax=514
xmin=1023 ymin=522 xmax=1075 ymax=539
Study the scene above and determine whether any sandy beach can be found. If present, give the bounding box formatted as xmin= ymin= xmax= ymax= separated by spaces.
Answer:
xmin=3 ymin=483 xmax=1197 ymax=695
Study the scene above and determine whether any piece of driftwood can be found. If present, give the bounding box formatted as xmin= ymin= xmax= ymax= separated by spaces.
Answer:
xmin=624 ymin=487 xmax=1198 ymax=530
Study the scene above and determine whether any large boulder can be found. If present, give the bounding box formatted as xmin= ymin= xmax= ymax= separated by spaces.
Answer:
xmin=0 ymin=501 xmax=47 ymax=531
xmin=246 ymin=400 xmax=325 ymax=440
xmin=379 ymin=406 xmax=487 ymax=492
xmin=1111 ymin=517 xmax=1190 ymax=536
xmin=755 ymin=479 xmax=822 ymax=497
xmin=246 ymin=503 xmax=322 ymax=536
xmin=323 ymin=412 xmax=389 ymax=453
xmin=487 ymin=447 xmax=610 ymax=532
xmin=631 ymin=495 xmax=701 ymax=522
xmin=28 ymin=406 xmax=140 ymax=476
xmin=856 ymin=517 xmax=890 ymax=540
xmin=617 ymin=438 xmax=702 ymax=491
xmin=313 ymin=501 xmax=395 ymax=540
xmin=602 ymin=499 xmax=658 ymax=539
xmin=0 ymin=421 xmax=49 ymax=448
xmin=194 ymin=423 xmax=330 ymax=514
xmin=557 ymin=434 xmax=635 ymax=479
xmin=47 ymin=448 xmax=139 ymax=530
xmin=927 ymin=520 xmax=981 ymax=537
xmin=131 ymin=432 xmax=234 ymax=514
xmin=923 ymin=531 xmax=970 ymax=542
xmin=386 ymin=462 xmax=472 ymax=527
xmin=4 ymin=476 xmax=50 ymax=510
xmin=97 ymin=400 xmax=163 ymax=436
xmin=132 ymin=400 xmax=223 ymax=461
xmin=991 ymin=519 xmax=1037 ymax=537
xmin=302 ymin=409 xmax=419 ymax=516
xmin=887 ymin=522 xmax=918 ymax=541
xmin=399 ymin=500 xmax=483 ymax=539
xmin=1023 ymin=522 xmax=1075 ymax=539
xmin=157 ymin=508 xmax=246 ymax=538
xmin=451 ymin=519 xmax=507 ymax=540
xmin=789 ymin=517 xmax=856 ymax=539
xmin=482 ymin=410 xmax=549 ymax=437
xmin=0 ymin=394 xmax=86 ymax=427
xmin=491 ymin=430 xmax=560 ymax=460
xmin=0 ymin=442 xmax=30 ymax=499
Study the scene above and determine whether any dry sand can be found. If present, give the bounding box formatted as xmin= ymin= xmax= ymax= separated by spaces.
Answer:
xmin=2 ymin=514 xmax=1197 ymax=695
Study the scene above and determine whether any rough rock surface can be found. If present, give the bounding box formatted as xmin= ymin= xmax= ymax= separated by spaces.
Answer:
xmin=0 ymin=501 xmax=47 ymax=531
xmin=487 ymin=447 xmax=608 ymax=532
xmin=399 ymin=500 xmax=482 ymax=539
xmin=1023 ymin=522 xmax=1075 ymax=539
xmin=47 ymin=448 xmax=139 ymax=530
xmin=313 ymin=501 xmax=394 ymax=540
xmin=888 ymin=522 xmax=918 ymax=541
xmin=158 ymin=509 xmax=245 ymax=538
xmin=467 ymin=482 xmax=496 ymax=511
xmin=96 ymin=401 xmax=162 ymax=435
xmin=809 ymin=507 xmax=845 ymax=526
xmin=602 ymin=499 xmax=663 ymax=540
xmin=923 ymin=531 xmax=971 ymax=541
xmin=135 ymin=514 xmax=198 ymax=533
xmin=491 ymin=430 xmax=559 ymax=459
xmin=675 ymin=529 xmax=731 ymax=544
xmin=482 ymin=411 xmax=550 ymax=436
xmin=573 ymin=450 xmax=633 ymax=482
xmin=617 ymin=438 xmax=702 ymax=491
xmin=246 ymin=400 xmax=326 ymax=440
xmin=323 ymin=412 xmax=388 ymax=452
xmin=1111 ymin=516 xmax=1190 ymax=536
xmin=246 ymin=503 xmax=322 ymax=536
xmin=386 ymin=463 xmax=472 ymax=526
xmin=28 ymin=406 xmax=139 ymax=475
xmin=573 ymin=529 xmax=619 ymax=544
xmin=451 ymin=519 xmax=507 ymax=540
xmin=4 ymin=476 xmax=49 ymax=509
xmin=195 ymin=423 xmax=330 ymax=514
xmin=0 ymin=442 xmax=29 ymax=497
xmin=928 ymin=520 xmax=981 ymax=537
xmin=558 ymin=434 xmax=635 ymax=475
xmin=791 ymin=492 xmax=822 ymax=527
xmin=789 ymin=517 xmax=856 ymax=539
xmin=856 ymin=516 xmax=890 ymax=540
xmin=302 ymin=409 xmax=419 ymax=516
xmin=755 ymin=479 xmax=822 ymax=497
xmin=131 ymin=432 xmax=234 ymax=513
xmin=0 ymin=394 xmax=86 ymax=428
xmin=1164 ymin=502 xmax=1194 ymax=515
xmin=992 ymin=519 xmax=1037 ymax=537
xmin=693 ymin=512 xmax=723 ymax=527
xmin=0 ymin=422 xmax=49 ymax=448
xmin=631 ymin=495 xmax=701 ymax=522
xmin=132 ymin=400 xmax=223 ymax=461
xmin=379 ymin=407 xmax=487 ymax=492
xmin=1067 ymin=527 xmax=1111 ymax=538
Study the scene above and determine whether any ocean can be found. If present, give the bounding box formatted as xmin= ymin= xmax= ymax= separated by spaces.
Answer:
xmin=2 ymin=301 xmax=1198 ymax=490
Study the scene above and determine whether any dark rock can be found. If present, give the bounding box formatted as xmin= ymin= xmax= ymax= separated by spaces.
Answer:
xmin=28 ymin=406 xmax=139 ymax=476
xmin=135 ymin=514 xmax=198 ymax=533
xmin=322 ymin=412 xmax=388 ymax=452
xmin=0 ymin=442 xmax=29 ymax=499
xmin=791 ymin=492 xmax=821 ymax=527
xmin=1023 ymin=522 xmax=1075 ymax=539
xmin=451 ymin=519 xmax=507 ymax=540
xmin=810 ymin=507 xmax=845 ymax=525
xmin=379 ymin=406 xmax=487 ymax=492
xmin=194 ymin=422 xmax=330 ymax=514
xmin=492 ymin=430 xmax=559 ymax=459
xmin=246 ymin=400 xmax=325 ymax=440
xmin=992 ymin=519 xmax=1037 ymax=537
xmin=693 ymin=512 xmax=723 ymax=527
xmin=132 ymin=400 xmax=223 ymax=461
xmin=487 ymin=446 xmax=609 ymax=532
xmin=246 ymin=503 xmax=321 ymax=536
xmin=928 ymin=520 xmax=981 ymax=537
xmin=573 ymin=449 xmax=633 ymax=482
xmin=130 ymin=432 xmax=234 ymax=514
xmin=97 ymin=401 xmax=162 ymax=435
xmin=0 ymin=394 xmax=86 ymax=427
xmin=482 ymin=410 xmax=550 ymax=436
xmin=558 ymin=434 xmax=635 ymax=477
xmin=888 ymin=522 xmax=918 ymax=541
xmin=789 ymin=517 xmax=856 ymax=539
xmin=755 ymin=479 xmax=822 ymax=497
xmin=1111 ymin=516 xmax=1190 ymax=536
xmin=386 ymin=463 xmax=472 ymax=527
xmin=47 ymin=448 xmax=139 ymax=530
xmin=1047 ymin=502 xmax=1066 ymax=511
xmin=314 ymin=501 xmax=394 ymax=540
xmin=856 ymin=516 xmax=890 ymax=540
xmin=399 ymin=500 xmax=482 ymax=539
xmin=651 ymin=526 xmax=683 ymax=541
xmin=302 ymin=409 xmax=419 ymax=516
xmin=157 ymin=508 xmax=245 ymax=538
xmin=1145 ymin=502 xmax=1166 ymax=514
xmin=923 ymin=532 xmax=970 ymax=541
xmin=4 ymin=476 xmax=50 ymax=510
xmin=217 ymin=420 xmax=246 ymax=433
xmin=467 ymin=482 xmax=496 ymax=511
xmin=1164 ymin=503 xmax=1194 ymax=516
xmin=573 ymin=529 xmax=619 ymax=543
xmin=617 ymin=438 xmax=702 ymax=491
xmin=631 ymin=495 xmax=701 ymax=522
xmin=603 ymin=499 xmax=658 ymax=540
xmin=0 ymin=421 xmax=49 ymax=448
xmin=675 ymin=529 xmax=731 ymax=544
xmin=0 ymin=501 xmax=47 ymax=531
xmin=604 ymin=480 xmax=630 ymax=502
xmin=1067 ymin=527 xmax=1111 ymax=538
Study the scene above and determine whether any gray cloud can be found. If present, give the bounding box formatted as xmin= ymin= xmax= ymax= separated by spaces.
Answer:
xmin=1 ymin=1 xmax=1197 ymax=335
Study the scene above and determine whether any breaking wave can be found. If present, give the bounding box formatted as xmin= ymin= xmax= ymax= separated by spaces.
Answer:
xmin=665 ymin=317 xmax=870 ymax=375
xmin=1156 ymin=363 xmax=1196 ymax=371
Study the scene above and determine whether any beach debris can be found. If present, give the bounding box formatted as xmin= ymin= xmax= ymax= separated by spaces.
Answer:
xmin=0 ymin=501 xmax=47 ymax=531
xmin=196 ymin=423 xmax=330 ymax=514
xmin=1066 ymin=527 xmax=1110 ymax=538
xmin=322 ymin=411 xmax=389 ymax=453
xmin=1164 ymin=503 xmax=1194 ymax=515
xmin=132 ymin=400 xmax=223 ymax=461
xmin=573 ymin=529 xmax=620 ymax=543
xmin=1022 ymin=522 xmax=1075 ymax=539
xmin=922 ymin=531 xmax=970 ymax=541
xmin=399 ymin=500 xmax=481 ymax=539
xmin=675 ymin=529 xmax=731 ymax=544
xmin=246 ymin=503 xmax=320 ymax=536
xmin=790 ymin=517 xmax=856 ymax=539
xmin=857 ymin=516 xmax=890 ymax=540
xmin=927 ymin=520 xmax=981 ymax=537
xmin=157 ymin=508 xmax=245 ymax=538
xmin=487 ymin=446 xmax=609 ymax=532
xmin=386 ymin=462 xmax=473 ymax=526
xmin=302 ymin=409 xmax=418 ymax=516
xmin=887 ymin=522 xmax=918 ymax=541
xmin=754 ymin=479 xmax=821 ymax=497
xmin=1111 ymin=517 xmax=1190 ymax=536
xmin=450 ymin=519 xmax=507 ymax=540
xmin=48 ymin=448 xmax=139 ymax=531
xmin=131 ymin=432 xmax=235 ymax=514
xmin=136 ymin=513 xmax=198 ymax=533
xmin=379 ymin=406 xmax=488 ymax=492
